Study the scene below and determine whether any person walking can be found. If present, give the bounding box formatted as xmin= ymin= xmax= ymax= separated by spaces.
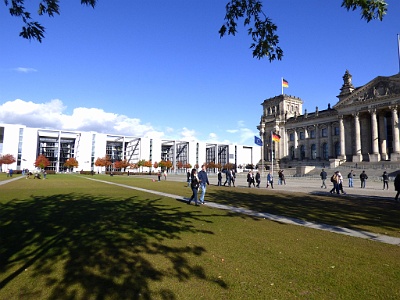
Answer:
xmin=337 ymin=171 xmax=346 ymax=194
xmin=394 ymin=173 xmax=400 ymax=202
xmin=360 ymin=170 xmax=368 ymax=188
xmin=187 ymin=171 xmax=191 ymax=187
xmin=163 ymin=170 xmax=167 ymax=180
xmin=382 ymin=171 xmax=389 ymax=190
xmin=247 ymin=171 xmax=255 ymax=187
xmin=223 ymin=170 xmax=231 ymax=186
xmin=188 ymin=169 xmax=200 ymax=206
xmin=330 ymin=171 xmax=339 ymax=194
xmin=157 ymin=171 xmax=161 ymax=182
xmin=347 ymin=170 xmax=355 ymax=187
xmin=255 ymin=171 xmax=261 ymax=188
xmin=266 ymin=171 xmax=274 ymax=189
xmin=198 ymin=164 xmax=209 ymax=204
xmin=217 ymin=170 xmax=222 ymax=186
xmin=231 ymin=169 xmax=236 ymax=187
xmin=320 ymin=169 xmax=327 ymax=188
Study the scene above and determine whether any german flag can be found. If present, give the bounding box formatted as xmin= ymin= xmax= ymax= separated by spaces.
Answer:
xmin=272 ymin=133 xmax=281 ymax=142
xmin=282 ymin=78 xmax=289 ymax=88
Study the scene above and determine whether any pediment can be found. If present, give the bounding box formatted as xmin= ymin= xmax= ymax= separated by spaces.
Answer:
xmin=334 ymin=74 xmax=400 ymax=109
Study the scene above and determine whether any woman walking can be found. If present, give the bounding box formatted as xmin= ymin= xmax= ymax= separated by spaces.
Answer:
xmin=188 ymin=169 xmax=200 ymax=206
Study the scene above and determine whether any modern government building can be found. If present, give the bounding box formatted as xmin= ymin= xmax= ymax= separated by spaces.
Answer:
xmin=0 ymin=124 xmax=261 ymax=173
xmin=2 ymin=71 xmax=400 ymax=173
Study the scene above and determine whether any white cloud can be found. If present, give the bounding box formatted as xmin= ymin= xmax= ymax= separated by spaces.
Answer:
xmin=179 ymin=127 xmax=197 ymax=141
xmin=13 ymin=67 xmax=38 ymax=73
xmin=0 ymin=99 xmax=164 ymax=138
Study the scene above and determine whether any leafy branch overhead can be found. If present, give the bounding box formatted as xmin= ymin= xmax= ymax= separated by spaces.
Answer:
xmin=4 ymin=0 xmax=388 ymax=61
xmin=219 ymin=0 xmax=387 ymax=61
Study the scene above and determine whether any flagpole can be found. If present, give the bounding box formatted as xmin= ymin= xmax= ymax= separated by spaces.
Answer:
xmin=397 ymin=34 xmax=400 ymax=74
xmin=270 ymin=131 xmax=273 ymax=178
xmin=281 ymin=77 xmax=283 ymax=95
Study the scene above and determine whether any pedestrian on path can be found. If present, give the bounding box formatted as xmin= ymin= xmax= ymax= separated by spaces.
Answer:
xmin=347 ymin=170 xmax=355 ymax=187
xmin=320 ymin=169 xmax=327 ymax=188
xmin=247 ymin=171 xmax=255 ymax=187
xmin=188 ymin=169 xmax=200 ymax=206
xmin=395 ymin=173 xmax=400 ymax=202
xmin=255 ymin=171 xmax=261 ymax=188
xmin=382 ymin=171 xmax=389 ymax=190
xmin=330 ymin=171 xmax=339 ymax=194
xmin=266 ymin=172 xmax=274 ymax=189
xmin=198 ymin=164 xmax=209 ymax=204
xmin=360 ymin=170 xmax=368 ymax=188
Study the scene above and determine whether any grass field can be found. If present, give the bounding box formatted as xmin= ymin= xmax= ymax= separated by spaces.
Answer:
xmin=1 ymin=174 xmax=400 ymax=299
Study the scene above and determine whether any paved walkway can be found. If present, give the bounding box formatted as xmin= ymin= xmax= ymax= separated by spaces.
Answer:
xmin=2 ymin=175 xmax=399 ymax=246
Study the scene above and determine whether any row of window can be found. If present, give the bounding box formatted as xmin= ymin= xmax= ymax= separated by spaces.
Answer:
xmin=288 ymin=126 xmax=340 ymax=141
xmin=290 ymin=142 xmax=341 ymax=160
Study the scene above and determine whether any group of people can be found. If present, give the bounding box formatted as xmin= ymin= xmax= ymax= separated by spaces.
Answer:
xmin=246 ymin=170 xmax=275 ymax=188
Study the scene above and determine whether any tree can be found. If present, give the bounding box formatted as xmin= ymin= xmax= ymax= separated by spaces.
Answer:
xmin=94 ymin=155 xmax=111 ymax=172
xmin=34 ymin=154 xmax=50 ymax=169
xmin=114 ymin=159 xmax=130 ymax=171
xmin=0 ymin=154 xmax=16 ymax=168
xmin=64 ymin=157 xmax=79 ymax=171
xmin=4 ymin=1 xmax=388 ymax=61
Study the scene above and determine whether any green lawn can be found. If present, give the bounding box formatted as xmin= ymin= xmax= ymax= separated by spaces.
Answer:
xmin=1 ymin=174 xmax=399 ymax=299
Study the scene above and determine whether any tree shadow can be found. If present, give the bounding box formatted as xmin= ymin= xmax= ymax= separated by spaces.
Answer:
xmin=207 ymin=189 xmax=400 ymax=233
xmin=0 ymin=193 xmax=225 ymax=299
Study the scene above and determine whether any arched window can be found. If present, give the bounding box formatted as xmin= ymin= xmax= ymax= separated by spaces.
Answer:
xmin=300 ymin=145 xmax=305 ymax=160
xmin=334 ymin=142 xmax=340 ymax=158
xmin=322 ymin=143 xmax=328 ymax=160
xmin=311 ymin=144 xmax=316 ymax=159
xmin=290 ymin=146 xmax=295 ymax=160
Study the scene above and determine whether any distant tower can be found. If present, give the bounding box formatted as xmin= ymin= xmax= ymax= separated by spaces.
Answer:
xmin=337 ymin=70 xmax=355 ymax=101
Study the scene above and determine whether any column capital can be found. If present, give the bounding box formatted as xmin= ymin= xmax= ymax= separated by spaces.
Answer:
xmin=368 ymin=108 xmax=377 ymax=115
xmin=352 ymin=111 xmax=359 ymax=118
xmin=389 ymin=105 xmax=398 ymax=112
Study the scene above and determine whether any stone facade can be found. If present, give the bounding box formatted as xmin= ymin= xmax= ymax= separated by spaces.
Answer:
xmin=258 ymin=71 xmax=400 ymax=167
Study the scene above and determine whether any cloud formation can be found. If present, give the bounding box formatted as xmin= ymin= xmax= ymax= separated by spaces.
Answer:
xmin=0 ymin=99 xmax=257 ymax=145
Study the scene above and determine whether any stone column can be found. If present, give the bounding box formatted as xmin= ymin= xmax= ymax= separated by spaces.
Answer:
xmin=338 ymin=115 xmax=346 ymax=160
xmin=294 ymin=129 xmax=298 ymax=159
xmin=369 ymin=108 xmax=380 ymax=162
xmin=379 ymin=113 xmax=388 ymax=160
xmin=315 ymin=125 xmax=320 ymax=159
xmin=260 ymin=125 xmax=265 ymax=165
xmin=391 ymin=106 xmax=400 ymax=160
xmin=304 ymin=127 xmax=309 ymax=159
xmin=352 ymin=112 xmax=362 ymax=162
xmin=327 ymin=123 xmax=332 ymax=158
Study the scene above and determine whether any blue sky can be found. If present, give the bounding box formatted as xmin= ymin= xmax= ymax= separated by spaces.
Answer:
xmin=1 ymin=0 xmax=399 ymax=144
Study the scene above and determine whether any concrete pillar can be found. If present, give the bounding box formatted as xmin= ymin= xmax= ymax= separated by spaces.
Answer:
xmin=353 ymin=112 xmax=362 ymax=162
xmin=378 ymin=113 xmax=388 ymax=160
xmin=294 ymin=129 xmax=298 ymax=159
xmin=315 ymin=125 xmax=320 ymax=159
xmin=339 ymin=115 xmax=345 ymax=160
xmin=391 ymin=106 xmax=400 ymax=160
xmin=369 ymin=109 xmax=380 ymax=162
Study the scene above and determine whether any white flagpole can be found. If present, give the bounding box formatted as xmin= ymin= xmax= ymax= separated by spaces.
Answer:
xmin=397 ymin=34 xmax=400 ymax=74
xmin=281 ymin=77 xmax=283 ymax=95
xmin=270 ymin=131 xmax=273 ymax=178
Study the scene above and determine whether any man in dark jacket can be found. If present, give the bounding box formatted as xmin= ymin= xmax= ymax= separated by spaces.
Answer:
xmin=360 ymin=170 xmax=368 ymax=188
xmin=320 ymin=169 xmax=327 ymax=189
xmin=198 ymin=165 xmax=210 ymax=204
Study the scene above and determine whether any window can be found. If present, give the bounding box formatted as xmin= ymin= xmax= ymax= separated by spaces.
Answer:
xmin=334 ymin=126 xmax=340 ymax=136
xmin=334 ymin=142 xmax=341 ymax=157
xmin=299 ymin=131 xmax=305 ymax=140
xmin=321 ymin=128 xmax=328 ymax=137
xmin=289 ymin=133 xmax=294 ymax=141
xmin=322 ymin=143 xmax=328 ymax=160
xmin=311 ymin=144 xmax=316 ymax=159
xmin=300 ymin=145 xmax=305 ymax=160
xmin=290 ymin=146 xmax=295 ymax=160
xmin=309 ymin=130 xmax=315 ymax=139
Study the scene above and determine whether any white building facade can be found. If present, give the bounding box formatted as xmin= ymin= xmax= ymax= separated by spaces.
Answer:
xmin=0 ymin=124 xmax=260 ymax=173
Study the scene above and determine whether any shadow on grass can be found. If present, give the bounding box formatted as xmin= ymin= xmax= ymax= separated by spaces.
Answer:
xmin=207 ymin=189 xmax=400 ymax=233
xmin=0 ymin=193 xmax=224 ymax=299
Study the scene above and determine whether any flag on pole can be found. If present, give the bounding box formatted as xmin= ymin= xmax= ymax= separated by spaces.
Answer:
xmin=282 ymin=78 xmax=289 ymax=88
xmin=254 ymin=136 xmax=263 ymax=146
xmin=272 ymin=133 xmax=281 ymax=142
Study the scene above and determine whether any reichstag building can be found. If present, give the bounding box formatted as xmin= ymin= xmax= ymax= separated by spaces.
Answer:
xmin=258 ymin=71 xmax=400 ymax=167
